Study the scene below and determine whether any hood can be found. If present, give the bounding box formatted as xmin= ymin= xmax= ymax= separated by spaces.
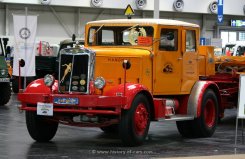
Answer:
xmin=91 ymin=47 xmax=151 ymax=57
xmin=92 ymin=47 xmax=152 ymax=92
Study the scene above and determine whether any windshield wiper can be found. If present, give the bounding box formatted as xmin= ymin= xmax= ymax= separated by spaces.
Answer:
xmin=91 ymin=24 xmax=104 ymax=39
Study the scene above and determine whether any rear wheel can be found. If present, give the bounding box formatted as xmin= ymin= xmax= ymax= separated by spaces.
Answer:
xmin=100 ymin=124 xmax=118 ymax=133
xmin=26 ymin=111 xmax=58 ymax=142
xmin=0 ymin=82 xmax=11 ymax=105
xmin=176 ymin=120 xmax=194 ymax=138
xmin=119 ymin=94 xmax=150 ymax=146
xmin=177 ymin=89 xmax=218 ymax=138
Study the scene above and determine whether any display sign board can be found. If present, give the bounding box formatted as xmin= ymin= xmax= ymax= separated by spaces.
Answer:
xmin=124 ymin=4 xmax=134 ymax=19
xmin=217 ymin=0 xmax=223 ymax=24
xmin=237 ymin=74 xmax=245 ymax=118
xmin=231 ymin=20 xmax=245 ymax=27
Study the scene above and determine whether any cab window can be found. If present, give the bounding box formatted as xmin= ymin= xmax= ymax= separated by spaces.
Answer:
xmin=159 ymin=29 xmax=178 ymax=51
xmin=101 ymin=30 xmax=114 ymax=45
xmin=186 ymin=30 xmax=196 ymax=52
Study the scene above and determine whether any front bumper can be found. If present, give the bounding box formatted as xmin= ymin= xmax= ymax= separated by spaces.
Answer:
xmin=18 ymin=93 xmax=126 ymax=115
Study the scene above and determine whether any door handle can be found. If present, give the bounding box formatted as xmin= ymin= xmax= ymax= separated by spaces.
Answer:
xmin=177 ymin=57 xmax=183 ymax=60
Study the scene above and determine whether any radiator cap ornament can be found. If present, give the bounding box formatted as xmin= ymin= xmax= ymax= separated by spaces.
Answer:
xmin=209 ymin=1 xmax=218 ymax=14
xmin=135 ymin=0 xmax=146 ymax=9
xmin=91 ymin=0 xmax=103 ymax=7
xmin=173 ymin=0 xmax=184 ymax=12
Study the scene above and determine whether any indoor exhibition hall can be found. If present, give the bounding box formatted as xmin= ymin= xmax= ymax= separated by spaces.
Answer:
xmin=0 ymin=0 xmax=245 ymax=158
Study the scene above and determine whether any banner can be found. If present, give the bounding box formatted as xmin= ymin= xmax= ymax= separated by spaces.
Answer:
xmin=13 ymin=14 xmax=37 ymax=77
xmin=237 ymin=74 xmax=245 ymax=118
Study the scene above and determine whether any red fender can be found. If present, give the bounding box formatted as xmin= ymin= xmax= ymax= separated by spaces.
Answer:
xmin=24 ymin=79 xmax=58 ymax=94
xmin=103 ymin=83 xmax=152 ymax=109
xmin=187 ymin=81 xmax=220 ymax=118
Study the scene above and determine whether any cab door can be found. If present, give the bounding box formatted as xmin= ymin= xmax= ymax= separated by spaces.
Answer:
xmin=153 ymin=27 xmax=182 ymax=95
xmin=181 ymin=28 xmax=199 ymax=93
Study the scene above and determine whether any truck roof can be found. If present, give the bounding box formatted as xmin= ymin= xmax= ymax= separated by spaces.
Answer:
xmin=87 ymin=18 xmax=199 ymax=28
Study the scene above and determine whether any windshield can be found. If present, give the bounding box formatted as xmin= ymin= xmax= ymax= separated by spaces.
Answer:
xmin=88 ymin=26 xmax=154 ymax=46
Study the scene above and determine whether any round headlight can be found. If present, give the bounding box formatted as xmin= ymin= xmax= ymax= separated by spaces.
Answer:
xmin=0 ymin=69 xmax=6 ymax=76
xmin=44 ymin=74 xmax=55 ymax=87
xmin=94 ymin=77 xmax=106 ymax=89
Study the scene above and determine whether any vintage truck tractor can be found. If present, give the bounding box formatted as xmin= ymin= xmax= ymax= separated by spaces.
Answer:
xmin=18 ymin=19 xmax=244 ymax=146
xmin=0 ymin=38 xmax=11 ymax=105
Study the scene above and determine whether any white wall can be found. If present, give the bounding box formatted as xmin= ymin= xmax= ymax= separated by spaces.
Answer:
xmin=0 ymin=7 xmax=4 ymax=35
xmin=1 ymin=0 xmax=245 ymax=15
xmin=0 ymin=2 xmax=244 ymax=46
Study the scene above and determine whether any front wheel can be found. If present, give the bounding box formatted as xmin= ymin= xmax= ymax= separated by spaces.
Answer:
xmin=119 ymin=94 xmax=151 ymax=146
xmin=0 ymin=82 xmax=11 ymax=105
xmin=26 ymin=111 xmax=58 ymax=142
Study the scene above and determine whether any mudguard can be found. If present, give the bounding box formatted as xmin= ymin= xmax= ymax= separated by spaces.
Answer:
xmin=187 ymin=81 xmax=220 ymax=118
xmin=24 ymin=79 xmax=58 ymax=94
xmin=104 ymin=83 xmax=153 ymax=109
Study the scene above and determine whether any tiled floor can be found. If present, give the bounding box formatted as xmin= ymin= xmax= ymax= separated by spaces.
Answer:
xmin=0 ymin=93 xmax=244 ymax=159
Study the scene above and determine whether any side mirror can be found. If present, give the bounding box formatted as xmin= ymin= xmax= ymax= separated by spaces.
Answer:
xmin=19 ymin=59 xmax=25 ymax=67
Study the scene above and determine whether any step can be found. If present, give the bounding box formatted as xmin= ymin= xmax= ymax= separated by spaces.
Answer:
xmin=159 ymin=115 xmax=194 ymax=121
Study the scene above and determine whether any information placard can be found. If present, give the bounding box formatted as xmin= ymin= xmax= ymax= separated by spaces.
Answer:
xmin=237 ymin=74 xmax=245 ymax=118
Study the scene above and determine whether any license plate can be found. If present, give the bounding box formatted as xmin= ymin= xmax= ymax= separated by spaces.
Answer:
xmin=37 ymin=102 xmax=53 ymax=116
xmin=53 ymin=97 xmax=79 ymax=105
xmin=0 ymin=78 xmax=10 ymax=82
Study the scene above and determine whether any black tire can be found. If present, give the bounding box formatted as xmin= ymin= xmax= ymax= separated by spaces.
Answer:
xmin=119 ymin=94 xmax=151 ymax=146
xmin=100 ymin=124 xmax=118 ymax=134
xmin=177 ymin=89 xmax=218 ymax=138
xmin=0 ymin=82 xmax=11 ymax=105
xmin=26 ymin=111 xmax=58 ymax=142
xmin=12 ymin=77 xmax=19 ymax=93
xmin=176 ymin=120 xmax=195 ymax=138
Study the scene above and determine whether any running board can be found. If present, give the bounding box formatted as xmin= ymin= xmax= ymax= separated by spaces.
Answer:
xmin=159 ymin=115 xmax=194 ymax=121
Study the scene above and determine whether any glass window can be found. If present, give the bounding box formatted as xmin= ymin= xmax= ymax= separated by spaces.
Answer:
xmin=229 ymin=32 xmax=236 ymax=42
xmin=186 ymin=30 xmax=196 ymax=52
xmin=239 ymin=32 xmax=245 ymax=41
xmin=221 ymin=31 xmax=228 ymax=47
xmin=101 ymin=30 xmax=114 ymax=45
xmin=88 ymin=28 xmax=96 ymax=46
xmin=159 ymin=29 xmax=178 ymax=51
xmin=88 ymin=26 xmax=154 ymax=46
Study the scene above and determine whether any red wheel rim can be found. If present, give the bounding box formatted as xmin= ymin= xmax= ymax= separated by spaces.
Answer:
xmin=134 ymin=103 xmax=149 ymax=136
xmin=204 ymin=99 xmax=216 ymax=128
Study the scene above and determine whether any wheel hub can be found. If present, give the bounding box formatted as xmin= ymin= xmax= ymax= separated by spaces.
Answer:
xmin=204 ymin=99 xmax=215 ymax=128
xmin=134 ymin=103 xmax=149 ymax=135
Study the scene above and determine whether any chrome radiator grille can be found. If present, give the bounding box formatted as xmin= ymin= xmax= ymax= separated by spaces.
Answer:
xmin=59 ymin=53 xmax=90 ymax=93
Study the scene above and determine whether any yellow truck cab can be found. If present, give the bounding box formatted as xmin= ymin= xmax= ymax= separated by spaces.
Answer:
xmin=85 ymin=19 xmax=203 ymax=95
xmin=18 ymin=18 xmax=242 ymax=146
